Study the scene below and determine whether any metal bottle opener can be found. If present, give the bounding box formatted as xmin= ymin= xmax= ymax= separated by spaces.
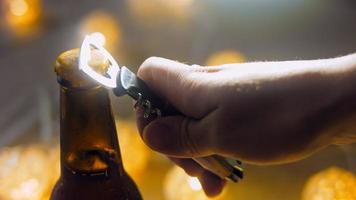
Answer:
xmin=79 ymin=33 xmax=244 ymax=182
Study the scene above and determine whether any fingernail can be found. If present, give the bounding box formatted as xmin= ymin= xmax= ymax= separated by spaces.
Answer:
xmin=142 ymin=120 xmax=173 ymax=152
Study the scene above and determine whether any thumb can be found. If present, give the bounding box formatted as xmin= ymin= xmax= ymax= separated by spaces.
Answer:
xmin=137 ymin=57 xmax=217 ymax=118
xmin=142 ymin=115 xmax=214 ymax=157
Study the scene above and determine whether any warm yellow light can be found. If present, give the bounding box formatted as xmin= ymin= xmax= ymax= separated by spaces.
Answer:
xmin=164 ymin=166 xmax=223 ymax=200
xmin=79 ymin=11 xmax=121 ymax=52
xmin=127 ymin=0 xmax=193 ymax=24
xmin=10 ymin=178 xmax=39 ymax=199
xmin=9 ymin=0 xmax=29 ymax=16
xmin=0 ymin=145 xmax=59 ymax=200
xmin=188 ymin=177 xmax=202 ymax=191
xmin=206 ymin=50 xmax=246 ymax=66
xmin=302 ymin=167 xmax=356 ymax=200
xmin=4 ymin=0 xmax=41 ymax=36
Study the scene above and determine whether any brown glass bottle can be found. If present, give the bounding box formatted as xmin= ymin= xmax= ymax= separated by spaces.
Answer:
xmin=50 ymin=49 xmax=142 ymax=200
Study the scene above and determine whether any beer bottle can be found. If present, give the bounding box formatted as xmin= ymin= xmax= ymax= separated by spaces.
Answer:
xmin=50 ymin=49 xmax=142 ymax=200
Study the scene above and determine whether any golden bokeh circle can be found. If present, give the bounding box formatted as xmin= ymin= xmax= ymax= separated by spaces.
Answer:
xmin=302 ymin=167 xmax=356 ymax=200
xmin=79 ymin=11 xmax=121 ymax=52
xmin=206 ymin=50 xmax=246 ymax=66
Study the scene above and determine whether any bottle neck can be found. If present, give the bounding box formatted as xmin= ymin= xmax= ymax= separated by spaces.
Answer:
xmin=59 ymin=86 xmax=123 ymax=177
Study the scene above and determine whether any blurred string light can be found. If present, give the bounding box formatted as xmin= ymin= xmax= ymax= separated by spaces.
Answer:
xmin=79 ymin=11 xmax=121 ymax=52
xmin=3 ymin=0 xmax=41 ymax=36
xmin=9 ymin=0 xmax=28 ymax=16
xmin=206 ymin=50 xmax=246 ymax=66
xmin=127 ymin=0 xmax=193 ymax=24
xmin=302 ymin=167 xmax=356 ymax=200
xmin=164 ymin=166 xmax=223 ymax=200
xmin=0 ymin=145 xmax=59 ymax=200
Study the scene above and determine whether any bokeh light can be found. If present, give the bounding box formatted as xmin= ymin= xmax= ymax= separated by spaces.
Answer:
xmin=0 ymin=145 xmax=59 ymax=200
xmin=206 ymin=50 xmax=246 ymax=66
xmin=188 ymin=177 xmax=202 ymax=191
xmin=9 ymin=0 xmax=29 ymax=17
xmin=164 ymin=166 xmax=223 ymax=200
xmin=127 ymin=0 xmax=193 ymax=24
xmin=79 ymin=11 xmax=121 ymax=52
xmin=302 ymin=167 xmax=356 ymax=200
xmin=4 ymin=0 xmax=42 ymax=36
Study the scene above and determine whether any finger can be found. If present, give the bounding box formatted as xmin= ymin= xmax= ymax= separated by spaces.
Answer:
xmin=169 ymin=157 xmax=205 ymax=177
xmin=142 ymin=115 xmax=213 ymax=157
xmin=169 ymin=157 xmax=226 ymax=197
xmin=199 ymin=170 xmax=226 ymax=197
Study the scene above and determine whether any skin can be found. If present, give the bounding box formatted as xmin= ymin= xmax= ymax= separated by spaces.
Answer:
xmin=135 ymin=53 xmax=356 ymax=197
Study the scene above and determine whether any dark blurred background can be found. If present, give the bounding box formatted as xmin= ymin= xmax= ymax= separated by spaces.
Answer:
xmin=0 ymin=0 xmax=355 ymax=199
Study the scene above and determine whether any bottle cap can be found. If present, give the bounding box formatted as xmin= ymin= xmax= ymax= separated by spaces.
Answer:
xmin=55 ymin=49 xmax=109 ymax=89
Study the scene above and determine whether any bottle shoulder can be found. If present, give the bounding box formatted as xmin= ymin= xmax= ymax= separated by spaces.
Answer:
xmin=50 ymin=166 xmax=142 ymax=200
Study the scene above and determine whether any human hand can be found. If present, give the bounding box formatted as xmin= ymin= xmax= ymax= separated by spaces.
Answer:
xmin=135 ymin=55 xmax=356 ymax=196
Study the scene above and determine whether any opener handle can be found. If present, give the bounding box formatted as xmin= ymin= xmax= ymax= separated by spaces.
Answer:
xmin=114 ymin=67 xmax=179 ymax=117
xmin=113 ymin=67 xmax=243 ymax=182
